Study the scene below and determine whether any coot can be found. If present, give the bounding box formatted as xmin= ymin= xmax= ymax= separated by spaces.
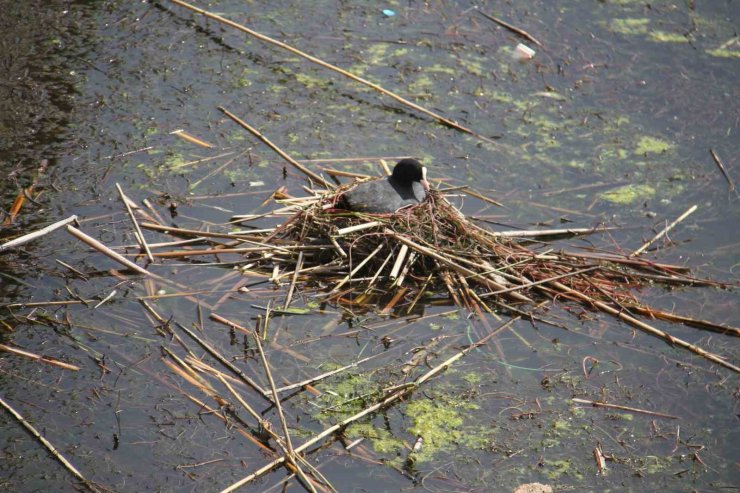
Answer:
xmin=342 ymin=159 xmax=428 ymax=213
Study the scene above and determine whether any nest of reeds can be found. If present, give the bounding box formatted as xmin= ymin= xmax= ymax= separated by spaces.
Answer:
xmin=239 ymin=186 xmax=715 ymax=320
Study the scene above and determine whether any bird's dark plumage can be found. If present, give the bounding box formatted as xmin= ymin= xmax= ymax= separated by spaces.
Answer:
xmin=343 ymin=159 xmax=428 ymax=213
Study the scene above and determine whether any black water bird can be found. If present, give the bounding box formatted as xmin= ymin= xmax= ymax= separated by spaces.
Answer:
xmin=342 ymin=159 xmax=429 ymax=213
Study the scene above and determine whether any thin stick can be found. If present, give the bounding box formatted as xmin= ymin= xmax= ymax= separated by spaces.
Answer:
xmin=139 ymin=222 xmax=260 ymax=239
xmin=709 ymin=148 xmax=735 ymax=192
xmin=221 ymin=318 xmax=517 ymax=492
xmin=0 ymin=344 xmax=81 ymax=371
xmin=388 ymin=244 xmax=409 ymax=281
xmin=572 ymin=398 xmax=678 ymax=420
xmin=3 ymin=299 xmax=95 ymax=309
xmin=115 ymin=183 xmax=154 ymax=262
xmin=253 ymin=332 xmax=317 ymax=493
xmin=174 ymin=321 xmax=273 ymax=400
xmin=321 ymin=168 xmax=372 ymax=179
xmin=170 ymin=129 xmax=214 ymax=148
xmin=329 ymin=236 xmax=347 ymax=258
xmin=546 ymin=281 xmax=739 ymax=373
xmin=491 ymin=226 xmax=617 ymax=238
xmin=66 ymin=225 xmax=158 ymax=278
xmin=169 ymin=0 xmax=494 ymax=143
xmin=274 ymin=355 xmax=377 ymax=393
xmin=362 ymin=250 xmax=394 ymax=295
xmin=0 ymin=395 xmax=94 ymax=489
xmin=284 ymin=251 xmax=303 ymax=309
xmin=463 ymin=187 xmax=504 ymax=207
xmin=0 ymin=215 xmax=77 ymax=252
xmin=481 ymin=266 xmax=598 ymax=298
xmin=631 ymin=205 xmax=698 ymax=256
xmin=476 ymin=8 xmax=543 ymax=47
xmin=218 ymin=107 xmax=333 ymax=189
xmin=335 ymin=221 xmax=381 ymax=236
xmin=218 ymin=375 xmax=334 ymax=492
xmin=140 ymin=245 xmax=321 ymax=258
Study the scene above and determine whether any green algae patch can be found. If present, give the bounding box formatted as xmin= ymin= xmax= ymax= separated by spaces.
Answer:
xmin=706 ymin=48 xmax=740 ymax=58
xmin=346 ymin=422 xmax=405 ymax=455
xmin=163 ymin=152 xmax=188 ymax=172
xmin=635 ymin=136 xmax=672 ymax=155
xmin=608 ymin=18 xmax=650 ymax=35
xmin=457 ymin=54 xmax=486 ymax=77
xmin=427 ymin=64 xmax=456 ymax=76
xmin=599 ymin=183 xmax=656 ymax=204
xmin=648 ymin=31 xmax=688 ymax=43
xmin=544 ymin=459 xmax=584 ymax=480
xmin=294 ymin=72 xmax=330 ymax=90
xmin=405 ymin=397 xmax=484 ymax=462
xmin=407 ymin=75 xmax=434 ymax=94
xmin=363 ymin=43 xmax=390 ymax=65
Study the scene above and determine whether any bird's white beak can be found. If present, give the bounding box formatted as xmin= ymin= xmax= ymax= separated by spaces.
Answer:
xmin=421 ymin=166 xmax=429 ymax=191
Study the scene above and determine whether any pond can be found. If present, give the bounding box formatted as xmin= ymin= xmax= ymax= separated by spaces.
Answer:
xmin=1 ymin=1 xmax=738 ymax=492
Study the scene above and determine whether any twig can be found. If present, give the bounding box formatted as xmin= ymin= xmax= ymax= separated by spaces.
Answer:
xmin=170 ymin=129 xmax=214 ymax=148
xmin=66 ymin=225 xmax=158 ymax=278
xmin=0 ymin=395 xmax=97 ymax=491
xmin=174 ymin=321 xmax=273 ymax=400
xmin=169 ymin=0 xmax=495 ymax=143
xmin=140 ymin=221 xmax=271 ymax=241
xmin=476 ymin=7 xmax=543 ymax=47
xmin=273 ymin=355 xmax=378 ymax=393
xmin=284 ymin=251 xmax=303 ymax=309
xmin=546 ymin=281 xmax=739 ymax=373
xmin=628 ymin=306 xmax=740 ymax=336
xmin=709 ymin=148 xmax=735 ymax=192
xmin=462 ymin=187 xmax=504 ymax=207
xmin=481 ymin=266 xmax=599 ymax=298
xmin=115 ymin=184 xmax=154 ymax=262
xmin=490 ymin=226 xmax=617 ymax=238
xmin=218 ymin=107 xmax=334 ymax=189
xmin=0 ymin=215 xmax=77 ymax=252
xmin=572 ymin=398 xmax=678 ymax=420
xmin=0 ymin=344 xmax=81 ymax=371
xmin=217 ymin=376 xmax=335 ymax=492
xmin=335 ymin=221 xmax=382 ymax=236
xmin=253 ymin=331 xmax=317 ymax=493
xmin=631 ymin=205 xmax=698 ymax=256
xmin=388 ymin=244 xmax=409 ymax=281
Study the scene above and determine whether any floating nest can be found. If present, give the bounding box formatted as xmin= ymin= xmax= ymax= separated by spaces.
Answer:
xmin=236 ymin=186 xmax=729 ymax=332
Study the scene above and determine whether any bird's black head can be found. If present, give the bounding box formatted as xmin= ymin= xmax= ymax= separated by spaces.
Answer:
xmin=391 ymin=158 xmax=425 ymax=184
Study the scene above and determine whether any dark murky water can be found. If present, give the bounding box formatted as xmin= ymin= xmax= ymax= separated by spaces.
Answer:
xmin=1 ymin=1 xmax=738 ymax=492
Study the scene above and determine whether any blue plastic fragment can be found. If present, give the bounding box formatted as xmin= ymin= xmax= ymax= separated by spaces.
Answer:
xmin=382 ymin=9 xmax=396 ymax=17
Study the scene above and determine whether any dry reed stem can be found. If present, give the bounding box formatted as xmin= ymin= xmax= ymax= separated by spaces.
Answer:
xmin=546 ymin=281 xmax=739 ymax=373
xmin=572 ymin=398 xmax=678 ymax=420
xmin=0 ymin=344 xmax=80 ymax=370
xmin=0 ymin=215 xmax=78 ymax=252
xmin=169 ymin=0 xmax=494 ymax=143
xmin=253 ymin=332 xmax=319 ymax=493
xmin=115 ymin=183 xmax=154 ymax=262
xmin=174 ymin=321 xmax=273 ymax=399
xmin=218 ymin=107 xmax=333 ymax=189
xmin=631 ymin=204 xmax=698 ymax=256
xmin=0 ymin=395 xmax=97 ymax=491
xmin=66 ymin=225 xmax=158 ymax=278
